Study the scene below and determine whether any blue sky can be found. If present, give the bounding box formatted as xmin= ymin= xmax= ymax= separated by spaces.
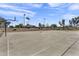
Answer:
xmin=0 ymin=3 xmax=79 ymax=26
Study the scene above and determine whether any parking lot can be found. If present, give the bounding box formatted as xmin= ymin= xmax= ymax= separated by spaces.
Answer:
xmin=0 ymin=31 xmax=79 ymax=56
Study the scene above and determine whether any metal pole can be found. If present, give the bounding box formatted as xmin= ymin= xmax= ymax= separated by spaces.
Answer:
xmin=4 ymin=21 xmax=7 ymax=37
xmin=4 ymin=21 xmax=10 ymax=56
xmin=24 ymin=14 xmax=26 ymax=27
xmin=44 ymin=18 xmax=46 ymax=27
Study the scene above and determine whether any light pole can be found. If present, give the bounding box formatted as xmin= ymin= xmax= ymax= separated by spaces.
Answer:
xmin=43 ymin=18 xmax=46 ymax=27
xmin=23 ymin=14 xmax=26 ymax=27
xmin=4 ymin=21 xmax=7 ymax=37
xmin=26 ymin=17 xmax=30 ymax=28
xmin=26 ymin=17 xmax=30 ymax=24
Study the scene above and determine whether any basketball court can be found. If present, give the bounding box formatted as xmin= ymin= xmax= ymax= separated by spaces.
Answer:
xmin=0 ymin=31 xmax=79 ymax=56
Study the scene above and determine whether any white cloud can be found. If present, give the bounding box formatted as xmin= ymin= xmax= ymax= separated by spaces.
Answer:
xmin=28 ymin=3 xmax=43 ymax=8
xmin=68 ymin=4 xmax=79 ymax=10
xmin=48 ymin=3 xmax=63 ymax=7
xmin=0 ymin=10 xmax=23 ymax=16
xmin=0 ymin=4 xmax=15 ymax=8
xmin=14 ymin=8 xmax=36 ymax=17
xmin=0 ymin=4 xmax=36 ymax=17
xmin=62 ymin=14 xmax=78 ymax=20
xmin=0 ymin=10 xmax=36 ymax=18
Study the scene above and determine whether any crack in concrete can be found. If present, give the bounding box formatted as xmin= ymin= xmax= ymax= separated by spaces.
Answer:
xmin=61 ymin=39 xmax=79 ymax=56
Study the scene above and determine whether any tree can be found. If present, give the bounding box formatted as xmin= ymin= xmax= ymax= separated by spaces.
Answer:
xmin=50 ymin=24 xmax=57 ymax=29
xmin=26 ymin=24 xmax=30 ymax=29
xmin=42 ymin=24 xmax=45 ymax=28
xmin=59 ymin=21 xmax=62 ymax=27
xmin=15 ymin=24 xmax=23 ymax=28
xmin=69 ymin=20 xmax=72 ymax=27
xmin=62 ymin=19 xmax=65 ymax=29
xmin=69 ymin=17 xmax=79 ymax=28
xmin=59 ymin=19 xmax=65 ymax=30
xmin=72 ymin=18 xmax=76 ymax=27
xmin=46 ymin=23 xmax=49 ymax=28
xmin=74 ymin=17 xmax=79 ymax=27
xmin=19 ymin=24 xmax=23 ymax=28
xmin=38 ymin=23 xmax=42 ymax=29
xmin=15 ymin=25 xmax=20 ymax=28
xmin=62 ymin=19 xmax=65 ymax=27
xmin=0 ymin=17 xmax=10 ymax=28
xmin=0 ymin=17 xmax=11 ymax=36
xmin=9 ymin=26 xmax=14 ymax=28
xmin=25 ymin=24 xmax=36 ymax=28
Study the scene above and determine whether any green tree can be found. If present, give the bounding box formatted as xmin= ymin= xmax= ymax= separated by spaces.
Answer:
xmin=59 ymin=19 xmax=65 ymax=30
xmin=38 ymin=23 xmax=42 ymax=29
xmin=46 ymin=23 xmax=49 ymax=28
xmin=19 ymin=24 xmax=23 ymax=28
xmin=69 ymin=20 xmax=73 ymax=27
xmin=59 ymin=21 xmax=62 ymax=26
xmin=15 ymin=25 xmax=19 ymax=28
xmin=62 ymin=19 xmax=65 ymax=29
xmin=9 ymin=26 xmax=14 ymax=28
xmin=26 ymin=24 xmax=30 ymax=29
xmin=15 ymin=24 xmax=23 ymax=28
xmin=50 ymin=24 xmax=57 ymax=30
xmin=0 ymin=17 xmax=10 ymax=28
xmin=69 ymin=17 xmax=79 ymax=28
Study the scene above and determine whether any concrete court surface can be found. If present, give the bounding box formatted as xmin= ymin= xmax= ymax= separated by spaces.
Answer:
xmin=0 ymin=31 xmax=79 ymax=56
xmin=0 ymin=32 xmax=7 ymax=56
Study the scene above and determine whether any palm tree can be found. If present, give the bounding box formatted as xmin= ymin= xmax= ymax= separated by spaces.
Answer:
xmin=59 ymin=19 xmax=65 ymax=30
xmin=68 ymin=16 xmax=79 ymax=29
xmin=62 ymin=19 xmax=65 ymax=29
xmin=69 ymin=20 xmax=72 ymax=27
xmin=75 ymin=17 xmax=79 ymax=26
xmin=59 ymin=21 xmax=62 ymax=27
xmin=72 ymin=18 xmax=76 ymax=27
xmin=62 ymin=19 xmax=65 ymax=26
xmin=38 ymin=23 xmax=42 ymax=29
xmin=70 ymin=17 xmax=79 ymax=27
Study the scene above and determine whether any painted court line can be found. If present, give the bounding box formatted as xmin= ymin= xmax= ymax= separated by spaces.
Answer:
xmin=61 ymin=39 xmax=79 ymax=56
xmin=6 ymin=37 xmax=9 ymax=56
xmin=31 ymin=47 xmax=49 ymax=56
